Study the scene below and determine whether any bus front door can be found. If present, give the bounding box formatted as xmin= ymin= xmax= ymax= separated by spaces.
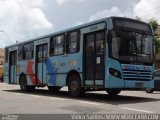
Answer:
xmin=9 ymin=51 xmax=17 ymax=84
xmin=84 ymin=31 xmax=105 ymax=87
xmin=36 ymin=44 xmax=48 ymax=84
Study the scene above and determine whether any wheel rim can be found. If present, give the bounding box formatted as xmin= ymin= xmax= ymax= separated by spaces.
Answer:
xmin=146 ymin=88 xmax=152 ymax=93
xmin=70 ymin=80 xmax=79 ymax=92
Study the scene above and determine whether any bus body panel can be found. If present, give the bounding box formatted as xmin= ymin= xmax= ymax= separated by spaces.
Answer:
xmin=105 ymin=57 xmax=154 ymax=89
xmin=105 ymin=58 xmax=125 ymax=88
xmin=46 ymin=53 xmax=82 ymax=86
xmin=4 ymin=46 xmax=18 ymax=84
xmin=17 ymin=60 xmax=35 ymax=85
xmin=4 ymin=63 xmax=9 ymax=84
xmin=124 ymin=80 xmax=154 ymax=89
xmin=3 ymin=17 xmax=154 ymax=92
xmin=81 ymin=23 xmax=105 ymax=34
xmin=81 ymin=23 xmax=106 ymax=87
xmin=121 ymin=64 xmax=154 ymax=89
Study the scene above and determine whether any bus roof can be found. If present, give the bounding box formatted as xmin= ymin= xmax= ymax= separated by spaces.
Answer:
xmin=5 ymin=16 xmax=151 ymax=48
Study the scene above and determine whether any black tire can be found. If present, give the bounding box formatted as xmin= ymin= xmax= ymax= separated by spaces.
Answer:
xmin=145 ymin=88 xmax=154 ymax=93
xmin=0 ymin=74 xmax=3 ymax=83
xmin=68 ymin=75 xmax=83 ymax=97
xmin=106 ymin=89 xmax=121 ymax=96
xmin=19 ymin=75 xmax=35 ymax=92
xmin=27 ymin=86 xmax=35 ymax=92
xmin=48 ymin=86 xmax=61 ymax=93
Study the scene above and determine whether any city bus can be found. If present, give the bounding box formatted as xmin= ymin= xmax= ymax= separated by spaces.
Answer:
xmin=3 ymin=17 xmax=154 ymax=97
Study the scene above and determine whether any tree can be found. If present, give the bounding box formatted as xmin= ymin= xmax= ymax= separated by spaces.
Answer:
xmin=155 ymin=37 xmax=160 ymax=53
xmin=149 ymin=18 xmax=160 ymax=53
xmin=149 ymin=18 xmax=159 ymax=33
xmin=135 ymin=16 xmax=141 ymax=21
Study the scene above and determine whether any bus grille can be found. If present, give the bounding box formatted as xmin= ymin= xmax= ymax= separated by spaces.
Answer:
xmin=122 ymin=70 xmax=152 ymax=81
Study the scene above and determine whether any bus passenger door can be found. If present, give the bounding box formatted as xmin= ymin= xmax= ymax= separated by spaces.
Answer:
xmin=9 ymin=51 xmax=17 ymax=84
xmin=36 ymin=44 xmax=48 ymax=84
xmin=84 ymin=31 xmax=105 ymax=87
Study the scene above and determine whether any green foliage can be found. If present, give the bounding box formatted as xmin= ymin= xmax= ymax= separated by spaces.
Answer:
xmin=149 ymin=18 xmax=159 ymax=32
xmin=135 ymin=16 xmax=141 ymax=21
xmin=155 ymin=37 xmax=160 ymax=53
xmin=148 ymin=18 xmax=160 ymax=54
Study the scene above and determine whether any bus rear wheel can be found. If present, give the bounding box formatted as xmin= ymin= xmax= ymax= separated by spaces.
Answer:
xmin=19 ymin=75 xmax=35 ymax=92
xmin=106 ymin=89 xmax=121 ymax=96
xmin=68 ymin=75 xmax=83 ymax=97
xmin=48 ymin=86 xmax=61 ymax=93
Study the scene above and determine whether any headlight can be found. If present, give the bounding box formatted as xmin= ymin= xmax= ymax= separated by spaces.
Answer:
xmin=109 ymin=68 xmax=122 ymax=79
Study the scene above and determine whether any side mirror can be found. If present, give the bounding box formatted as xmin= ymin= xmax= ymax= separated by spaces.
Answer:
xmin=107 ymin=30 xmax=112 ymax=44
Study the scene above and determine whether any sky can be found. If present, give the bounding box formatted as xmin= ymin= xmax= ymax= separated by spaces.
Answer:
xmin=0 ymin=0 xmax=160 ymax=47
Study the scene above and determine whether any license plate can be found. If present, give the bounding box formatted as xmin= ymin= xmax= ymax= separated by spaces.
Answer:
xmin=135 ymin=83 xmax=143 ymax=88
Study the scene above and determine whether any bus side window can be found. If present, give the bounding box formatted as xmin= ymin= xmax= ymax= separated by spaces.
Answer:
xmin=50 ymin=37 xmax=54 ymax=56
xmin=50 ymin=35 xmax=65 ymax=56
xmin=96 ymin=32 xmax=104 ymax=55
xmin=18 ymin=45 xmax=23 ymax=61
xmin=67 ymin=31 xmax=80 ymax=54
xmin=24 ymin=42 xmax=34 ymax=60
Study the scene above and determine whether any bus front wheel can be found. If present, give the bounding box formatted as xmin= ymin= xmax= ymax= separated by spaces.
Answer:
xmin=145 ymin=88 xmax=154 ymax=93
xmin=106 ymin=89 xmax=121 ymax=96
xmin=68 ymin=75 xmax=83 ymax=97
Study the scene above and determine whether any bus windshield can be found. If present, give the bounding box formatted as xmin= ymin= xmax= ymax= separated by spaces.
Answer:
xmin=110 ymin=30 xmax=153 ymax=64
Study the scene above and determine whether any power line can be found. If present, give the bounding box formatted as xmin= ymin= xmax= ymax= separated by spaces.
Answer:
xmin=135 ymin=7 xmax=160 ymax=18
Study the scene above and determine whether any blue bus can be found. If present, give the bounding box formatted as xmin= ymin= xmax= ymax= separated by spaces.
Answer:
xmin=4 ymin=17 xmax=154 ymax=97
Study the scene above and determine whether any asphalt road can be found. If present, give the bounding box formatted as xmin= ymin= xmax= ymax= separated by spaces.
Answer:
xmin=0 ymin=83 xmax=160 ymax=114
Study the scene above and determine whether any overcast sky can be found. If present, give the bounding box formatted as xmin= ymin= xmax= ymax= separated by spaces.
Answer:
xmin=0 ymin=0 xmax=160 ymax=47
